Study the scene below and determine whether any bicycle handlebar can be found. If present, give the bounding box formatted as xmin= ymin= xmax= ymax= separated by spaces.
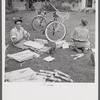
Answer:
xmin=49 ymin=3 xmax=70 ymax=20
xmin=49 ymin=3 xmax=59 ymax=12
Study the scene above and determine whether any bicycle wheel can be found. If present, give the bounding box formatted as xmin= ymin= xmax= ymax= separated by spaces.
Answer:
xmin=31 ymin=16 xmax=47 ymax=31
xmin=45 ymin=21 xmax=66 ymax=42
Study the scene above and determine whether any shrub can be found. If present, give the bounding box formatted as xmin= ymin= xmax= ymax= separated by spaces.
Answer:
xmin=62 ymin=2 xmax=72 ymax=11
xmin=6 ymin=9 xmax=19 ymax=14
xmin=43 ymin=4 xmax=55 ymax=11
xmin=43 ymin=2 xmax=72 ymax=12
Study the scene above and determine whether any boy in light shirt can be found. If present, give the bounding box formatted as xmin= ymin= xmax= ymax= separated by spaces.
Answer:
xmin=69 ymin=18 xmax=90 ymax=53
xmin=10 ymin=18 xmax=30 ymax=49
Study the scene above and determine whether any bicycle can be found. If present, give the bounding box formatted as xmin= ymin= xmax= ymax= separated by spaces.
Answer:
xmin=31 ymin=3 xmax=70 ymax=42
xmin=31 ymin=9 xmax=47 ymax=31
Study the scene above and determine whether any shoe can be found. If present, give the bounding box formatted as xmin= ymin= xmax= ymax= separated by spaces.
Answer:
xmin=90 ymin=53 xmax=95 ymax=66
xmin=74 ymin=47 xmax=83 ymax=53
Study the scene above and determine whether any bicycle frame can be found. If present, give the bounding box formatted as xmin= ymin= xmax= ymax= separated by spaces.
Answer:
xmin=32 ymin=3 xmax=70 ymax=33
xmin=49 ymin=3 xmax=70 ymax=23
xmin=35 ymin=9 xmax=47 ymax=17
xmin=55 ymin=12 xmax=67 ymax=23
xmin=32 ymin=3 xmax=68 ymax=42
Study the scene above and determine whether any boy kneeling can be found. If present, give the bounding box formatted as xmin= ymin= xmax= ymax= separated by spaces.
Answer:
xmin=69 ymin=18 xmax=90 ymax=53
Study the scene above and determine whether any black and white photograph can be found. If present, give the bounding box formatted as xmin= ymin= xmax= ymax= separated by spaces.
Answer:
xmin=4 ymin=0 xmax=96 ymax=83
xmin=3 ymin=0 xmax=98 ymax=99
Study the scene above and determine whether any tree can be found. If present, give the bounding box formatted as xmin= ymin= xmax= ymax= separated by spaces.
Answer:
xmin=25 ymin=0 xmax=49 ymax=10
xmin=25 ymin=0 xmax=29 ymax=10
xmin=6 ymin=0 xmax=13 ymax=10
xmin=6 ymin=0 xmax=14 ymax=12
xmin=25 ymin=0 xmax=36 ymax=10
xmin=49 ymin=0 xmax=81 ymax=3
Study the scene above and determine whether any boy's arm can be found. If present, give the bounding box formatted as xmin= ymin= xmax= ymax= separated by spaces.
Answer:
xmin=10 ymin=30 xmax=18 ymax=44
xmin=87 ymin=30 xmax=90 ymax=39
xmin=71 ymin=27 xmax=77 ymax=40
xmin=22 ymin=27 xmax=30 ymax=40
xmin=71 ymin=30 xmax=75 ymax=40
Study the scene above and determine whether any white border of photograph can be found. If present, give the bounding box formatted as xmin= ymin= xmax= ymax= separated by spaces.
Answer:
xmin=2 ymin=0 xmax=98 ymax=100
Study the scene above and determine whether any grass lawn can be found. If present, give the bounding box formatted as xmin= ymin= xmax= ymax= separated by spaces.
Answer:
xmin=5 ymin=11 xmax=95 ymax=82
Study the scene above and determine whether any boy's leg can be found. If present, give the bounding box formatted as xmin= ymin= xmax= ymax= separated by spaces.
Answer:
xmin=69 ymin=43 xmax=83 ymax=53
xmin=73 ymin=47 xmax=83 ymax=53
xmin=14 ymin=39 xmax=29 ymax=50
xmin=78 ymin=47 xmax=85 ymax=52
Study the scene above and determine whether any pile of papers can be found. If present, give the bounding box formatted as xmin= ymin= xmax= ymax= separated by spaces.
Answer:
xmin=5 ymin=68 xmax=36 ymax=82
xmin=7 ymin=50 xmax=40 ymax=62
xmin=37 ymin=69 xmax=73 ymax=82
xmin=5 ymin=67 xmax=73 ymax=82
xmin=38 ymin=46 xmax=51 ymax=53
xmin=34 ymin=38 xmax=48 ymax=45
xmin=5 ymin=68 xmax=45 ymax=82
xmin=55 ymin=40 xmax=69 ymax=49
xmin=23 ymin=40 xmax=44 ymax=50
xmin=23 ymin=40 xmax=51 ymax=53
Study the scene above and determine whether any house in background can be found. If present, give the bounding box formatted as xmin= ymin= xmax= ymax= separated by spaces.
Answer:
xmin=79 ymin=0 xmax=95 ymax=10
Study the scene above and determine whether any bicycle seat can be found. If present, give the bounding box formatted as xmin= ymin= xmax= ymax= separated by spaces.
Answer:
xmin=43 ymin=11 xmax=47 ymax=14
xmin=53 ymin=12 xmax=59 ymax=18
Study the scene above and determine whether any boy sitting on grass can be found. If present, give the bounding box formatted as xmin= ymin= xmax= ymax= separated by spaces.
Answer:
xmin=10 ymin=18 xmax=30 ymax=49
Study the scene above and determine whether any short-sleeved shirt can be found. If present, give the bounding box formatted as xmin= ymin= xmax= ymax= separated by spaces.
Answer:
xmin=10 ymin=27 xmax=27 ymax=42
xmin=71 ymin=26 xmax=89 ymax=42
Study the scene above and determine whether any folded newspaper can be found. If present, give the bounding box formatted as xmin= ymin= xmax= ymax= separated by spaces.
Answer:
xmin=23 ymin=40 xmax=44 ymax=50
xmin=7 ymin=50 xmax=40 ymax=62
xmin=43 ymin=56 xmax=55 ymax=62
xmin=5 ymin=67 xmax=45 ymax=82
xmin=55 ymin=40 xmax=69 ymax=49
xmin=34 ymin=38 xmax=48 ymax=45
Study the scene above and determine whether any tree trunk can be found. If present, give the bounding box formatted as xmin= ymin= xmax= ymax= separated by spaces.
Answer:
xmin=25 ymin=0 xmax=29 ymax=10
xmin=6 ymin=0 xmax=14 ymax=12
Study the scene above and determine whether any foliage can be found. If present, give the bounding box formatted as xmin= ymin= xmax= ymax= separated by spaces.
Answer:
xmin=43 ymin=3 xmax=55 ymax=11
xmin=6 ymin=0 xmax=19 ymax=14
xmin=43 ymin=1 xmax=72 ymax=11
xmin=6 ymin=0 xmax=80 ymax=12
xmin=6 ymin=9 xmax=19 ymax=14
xmin=50 ymin=0 xmax=81 ymax=3
xmin=6 ymin=0 xmax=13 ymax=11
xmin=62 ymin=2 xmax=72 ymax=11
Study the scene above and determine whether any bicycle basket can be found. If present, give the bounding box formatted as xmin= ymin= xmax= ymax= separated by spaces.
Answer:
xmin=63 ymin=12 xmax=70 ymax=20
xmin=56 ymin=11 xmax=70 ymax=20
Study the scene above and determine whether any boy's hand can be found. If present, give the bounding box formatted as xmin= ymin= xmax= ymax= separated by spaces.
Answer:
xmin=12 ymin=37 xmax=23 ymax=44
xmin=24 ymin=32 xmax=30 ymax=40
xmin=12 ymin=37 xmax=18 ymax=44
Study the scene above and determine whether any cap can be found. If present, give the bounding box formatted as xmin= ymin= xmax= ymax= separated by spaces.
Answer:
xmin=13 ymin=17 xmax=23 ymax=24
xmin=81 ymin=18 xmax=88 ymax=26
